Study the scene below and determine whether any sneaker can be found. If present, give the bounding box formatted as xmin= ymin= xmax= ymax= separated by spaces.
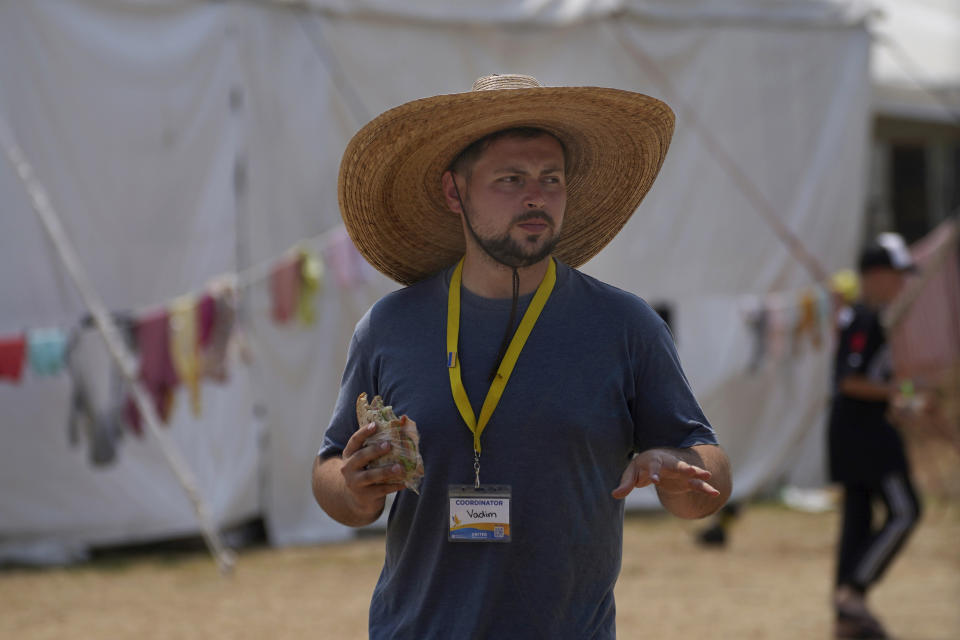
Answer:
xmin=835 ymin=607 xmax=891 ymax=639
xmin=695 ymin=523 xmax=726 ymax=547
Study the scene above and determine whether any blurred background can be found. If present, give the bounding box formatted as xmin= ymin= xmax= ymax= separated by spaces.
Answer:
xmin=0 ymin=0 xmax=957 ymax=582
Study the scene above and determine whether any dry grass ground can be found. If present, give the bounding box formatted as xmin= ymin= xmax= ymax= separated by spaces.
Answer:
xmin=1 ymin=500 xmax=957 ymax=640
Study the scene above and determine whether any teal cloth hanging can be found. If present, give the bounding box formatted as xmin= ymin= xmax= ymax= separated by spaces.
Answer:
xmin=28 ymin=327 xmax=68 ymax=376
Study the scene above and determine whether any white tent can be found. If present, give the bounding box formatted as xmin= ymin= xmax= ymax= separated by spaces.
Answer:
xmin=1 ymin=1 xmax=875 ymax=560
xmin=870 ymin=0 xmax=960 ymax=123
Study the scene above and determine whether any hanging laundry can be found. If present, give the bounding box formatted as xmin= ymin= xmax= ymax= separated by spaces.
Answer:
xmin=767 ymin=299 xmax=794 ymax=363
xmin=66 ymin=327 xmax=125 ymax=466
xmin=77 ymin=312 xmax=138 ymax=353
xmin=324 ymin=228 xmax=369 ymax=289
xmin=297 ymin=247 xmax=324 ymax=326
xmin=743 ymin=275 xmax=851 ymax=370
xmin=815 ymin=285 xmax=833 ymax=347
xmin=0 ymin=333 xmax=27 ymax=383
xmin=269 ymin=251 xmax=302 ymax=325
xmin=198 ymin=283 xmax=236 ymax=382
xmin=197 ymin=292 xmax=217 ymax=349
xmin=792 ymin=288 xmax=818 ymax=352
xmin=169 ymin=295 xmax=202 ymax=418
xmin=27 ymin=327 xmax=68 ymax=376
xmin=127 ymin=308 xmax=179 ymax=432
xmin=744 ymin=302 xmax=768 ymax=373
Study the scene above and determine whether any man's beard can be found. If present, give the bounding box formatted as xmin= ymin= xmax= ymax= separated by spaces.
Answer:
xmin=463 ymin=208 xmax=559 ymax=269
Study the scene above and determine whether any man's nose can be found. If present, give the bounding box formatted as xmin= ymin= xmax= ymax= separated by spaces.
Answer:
xmin=524 ymin=184 xmax=546 ymax=209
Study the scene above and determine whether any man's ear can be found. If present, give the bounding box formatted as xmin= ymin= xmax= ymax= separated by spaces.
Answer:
xmin=441 ymin=170 xmax=464 ymax=214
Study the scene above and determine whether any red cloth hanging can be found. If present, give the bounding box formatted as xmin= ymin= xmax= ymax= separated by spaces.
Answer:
xmin=0 ymin=334 xmax=27 ymax=383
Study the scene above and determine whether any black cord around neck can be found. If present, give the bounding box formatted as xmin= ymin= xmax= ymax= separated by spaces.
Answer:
xmin=488 ymin=267 xmax=520 ymax=382
xmin=449 ymin=172 xmax=523 ymax=382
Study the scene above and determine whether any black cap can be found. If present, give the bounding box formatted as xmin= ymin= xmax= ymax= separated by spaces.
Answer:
xmin=858 ymin=232 xmax=918 ymax=274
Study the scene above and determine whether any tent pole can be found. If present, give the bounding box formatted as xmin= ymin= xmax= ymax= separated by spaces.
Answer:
xmin=1 ymin=125 xmax=235 ymax=576
xmin=614 ymin=21 xmax=829 ymax=284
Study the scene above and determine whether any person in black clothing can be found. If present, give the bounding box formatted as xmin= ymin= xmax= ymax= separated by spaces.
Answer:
xmin=829 ymin=233 xmax=922 ymax=640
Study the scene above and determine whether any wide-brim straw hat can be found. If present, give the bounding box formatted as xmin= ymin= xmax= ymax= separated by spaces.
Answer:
xmin=338 ymin=74 xmax=675 ymax=285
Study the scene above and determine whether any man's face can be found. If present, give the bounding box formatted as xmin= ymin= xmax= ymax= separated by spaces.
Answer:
xmin=443 ymin=133 xmax=566 ymax=268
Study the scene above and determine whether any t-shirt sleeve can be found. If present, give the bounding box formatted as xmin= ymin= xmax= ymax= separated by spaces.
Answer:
xmin=317 ymin=313 xmax=377 ymax=459
xmin=631 ymin=312 xmax=718 ymax=452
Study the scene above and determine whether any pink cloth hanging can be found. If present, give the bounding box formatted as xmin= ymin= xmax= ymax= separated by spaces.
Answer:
xmin=197 ymin=292 xmax=216 ymax=348
xmin=270 ymin=253 xmax=302 ymax=324
xmin=324 ymin=229 xmax=369 ymax=289
xmin=126 ymin=309 xmax=179 ymax=433
xmin=200 ymin=287 xmax=235 ymax=382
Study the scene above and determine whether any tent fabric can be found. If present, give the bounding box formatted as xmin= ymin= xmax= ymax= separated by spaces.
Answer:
xmin=870 ymin=0 xmax=960 ymax=122
xmin=890 ymin=220 xmax=960 ymax=381
xmin=290 ymin=0 xmax=871 ymax=26
xmin=1 ymin=1 xmax=871 ymax=554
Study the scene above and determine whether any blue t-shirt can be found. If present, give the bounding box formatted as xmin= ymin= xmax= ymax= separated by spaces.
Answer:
xmin=319 ymin=261 xmax=717 ymax=639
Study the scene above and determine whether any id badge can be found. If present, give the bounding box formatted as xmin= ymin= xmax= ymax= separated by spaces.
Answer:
xmin=448 ymin=484 xmax=511 ymax=542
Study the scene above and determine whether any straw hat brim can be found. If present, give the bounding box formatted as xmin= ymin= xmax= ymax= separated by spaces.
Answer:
xmin=338 ymin=86 xmax=675 ymax=286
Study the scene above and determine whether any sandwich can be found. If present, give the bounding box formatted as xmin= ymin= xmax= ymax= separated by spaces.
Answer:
xmin=356 ymin=392 xmax=424 ymax=494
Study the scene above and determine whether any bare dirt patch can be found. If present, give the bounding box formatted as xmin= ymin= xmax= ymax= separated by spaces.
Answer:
xmin=1 ymin=501 xmax=957 ymax=639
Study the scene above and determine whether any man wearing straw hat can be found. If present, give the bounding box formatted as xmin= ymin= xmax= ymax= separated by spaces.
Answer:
xmin=313 ymin=74 xmax=731 ymax=639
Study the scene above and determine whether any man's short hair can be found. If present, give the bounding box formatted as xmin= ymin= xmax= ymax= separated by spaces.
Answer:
xmin=448 ymin=127 xmax=567 ymax=179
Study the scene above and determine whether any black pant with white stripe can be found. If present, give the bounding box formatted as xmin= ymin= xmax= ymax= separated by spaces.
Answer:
xmin=836 ymin=472 xmax=922 ymax=593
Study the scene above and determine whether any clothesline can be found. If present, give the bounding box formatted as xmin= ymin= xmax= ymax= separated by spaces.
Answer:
xmin=0 ymin=115 xmax=236 ymax=576
xmin=116 ymin=223 xmax=360 ymax=323
xmin=0 ymin=222 xmax=361 ymax=339
xmin=237 ymin=225 xmax=347 ymax=291
xmin=739 ymin=274 xmax=850 ymax=373
xmin=613 ymin=19 xmax=830 ymax=285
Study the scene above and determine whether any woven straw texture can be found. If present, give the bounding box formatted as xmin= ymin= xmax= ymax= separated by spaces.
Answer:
xmin=338 ymin=77 xmax=675 ymax=285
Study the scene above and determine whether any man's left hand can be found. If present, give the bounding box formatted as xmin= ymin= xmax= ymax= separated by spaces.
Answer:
xmin=611 ymin=449 xmax=720 ymax=500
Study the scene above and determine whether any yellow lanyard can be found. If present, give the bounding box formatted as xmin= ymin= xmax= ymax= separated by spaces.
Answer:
xmin=446 ymin=257 xmax=557 ymax=456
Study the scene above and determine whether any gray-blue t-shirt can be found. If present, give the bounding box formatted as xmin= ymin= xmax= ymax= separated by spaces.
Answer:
xmin=319 ymin=261 xmax=717 ymax=639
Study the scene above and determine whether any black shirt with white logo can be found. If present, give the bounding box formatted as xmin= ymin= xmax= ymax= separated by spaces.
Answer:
xmin=828 ymin=304 xmax=909 ymax=484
